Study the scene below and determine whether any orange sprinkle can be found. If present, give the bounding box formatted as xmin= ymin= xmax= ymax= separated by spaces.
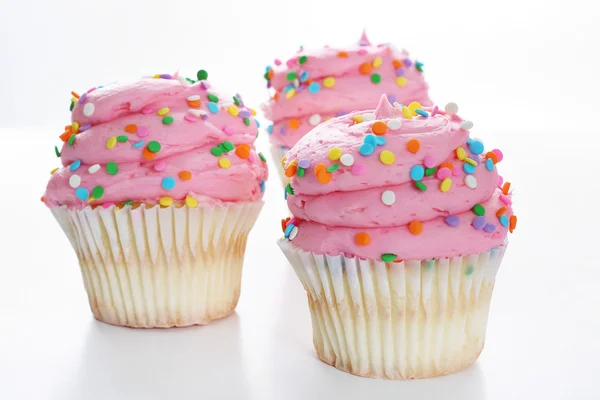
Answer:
xmin=486 ymin=151 xmax=499 ymax=164
xmin=41 ymin=196 xmax=45 ymax=202
xmin=394 ymin=259 xmax=404 ymax=263
xmin=281 ymin=217 xmax=291 ymax=232
xmin=407 ymin=139 xmax=420 ymax=153
xmin=285 ymin=164 xmax=298 ymax=177
xmin=372 ymin=121 xmax=387 ymax=135
xmin=359 ymin=62 xmax=372 ymax=75
xmin=179 ymin=170 xmax=192 ymax=180
xmin=288 ymin=118 xmax=300 ymax=129
xmin=439 ymin=161 xmax=455 ymax=172
xmin=496 ymin=206 xmax=508 ymax=217
xmin=337 ymin=51 xmax=349 ymax=58
xmin=268 ymin=69 xmax=275 ymax=79
xmin=59 ymin=131 xmax=71 ymax=142
xmin=314 ymin=163 xmax=326 ymax=176
xmin=70 ymin=91 xmax=80 ymax=99
xmin=392 ymin=59 xmax=403 ymax=69
xmin=64 ymin=125 xmax=72 ymax=132
xmin=408 ymin=220 xmax=423 ymax=235
xmin=355 ymin=232 xmax=371 ymax=246
xmin=273 ymin=92 xmax=279 ymax=101
xmin=124 ymin=124 xmax=138 ymax=133
xmin=235 ymin=143 xmax=251 ymax=159
xmin=317 ymin=170 xmax=332 ymax=184
xmin=502 ymin=182 xmax=511 ymax=195
xmin=142 ymin=147 xmax=156 ymax=161
xmin=509 ymin=215 xmax=517 ymax=233
xmin=187 ymin=99 xmax=201 ymax=108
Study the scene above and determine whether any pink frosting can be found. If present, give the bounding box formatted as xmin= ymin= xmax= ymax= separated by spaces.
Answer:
xmin=283 ymin=95 xmax=515 ymax=260
xmin=44 ymin=76 xmax=268 ymax=208
xmin=263 ymin=33 xmax=431 ymax=149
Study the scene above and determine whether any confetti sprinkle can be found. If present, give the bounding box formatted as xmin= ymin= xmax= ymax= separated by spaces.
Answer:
xmin=359 ymin=62 xmax=371 ymax=75
xmin=340 ymin=154 xmax=354 ymax=167
xmin=473 ymin=204 xmax=486 ymax=216
xmin=423 ymin=155 xmax=435 ymax=168
xmin=91 ymin=186 xmax=104 ymax=199
xmin=197 ymin=70 xmax=208 ymax=80
xmin=499 ymin=215 xmax=509 ymax=227
xmin=414 ymin=181 xmax=427 ymax=191
xmin=351 ymin=164 xmax=366 ymax=175
xmin=425 ymin=167 xmax=437 ymax=176
xmin=410 ymin=165 xmax=425 ymax=181
xmin=359 ymin=143 xmax=375 ymax=156
xmin=407 ymin=139 xmax=420 ymax=153
xmin=162 ymin=177 xmax=176 ymax=190
xmin=381 ymin=190 xmax=395 ymax=205
xmin=380 ymin=150 xmax=395 ymax=165
xmin=219 ymin=158 xmax=231 ymax=169
xmin=485 ymin=158 xmax=494 ymax=171
xmin=69 ymin=174 xmax=81 ymax=188
xmin=323 ymin=77 xmax=335 ymax=88
xmin=387 ymin=119 xmax=402 ymax=130
xmin=137 ymin=127 xmax=149 ymax=137
xmin=483 ymin=223 xmax=496 ymax=233
xmin=465 ymin=174 xmax=477 ymax=189
xmin=415 ymin=109 xmax=429 ymax=117
xmin=396 ymin=77 xmax=407 ymax=87
xmin=148 ymin=141 xmax=161 ymax=153
xmin=75 ymin=187 xmax=89 ymax=201
xmin=355 ymin=232 xmax=371 ymax=246
xmin=440 ymin=177 xmax=452 ymax=192
xmin=469 ymin=140 xmax=484 ymax=155
xmin=208 ymin=102 xmax=219 ymax=113
xmin=83 ymin=103 xmax=95 ymax=117
xmin=125 ymin=124 xmax=138 ymax=133
xmin=464 ymin=163 xmax=476 ymax=174
xmin=187 ymin=95 xmax=201 ymax=108
xmin=509 ymin=215 xmax=517 ymax=233
xmin=381 ymin=254 xmax=397 ymax=262
xmin=326 ymin=164 xmax=339 ymax=173
xmin=88 ymin=164 xmax=100 ymax=174
xmin=157 ymin=107 xmax=170 ymax=116
xmin=106 ymin=162 xmax=118 ymax=175
xmin=460 ymin=120 xmax=474 ymax=130
xmin=492 ymin=149 xmax=504 ymax=162
xmin=371 ymin=73 xmax=381 ymax=84
xmin=308 ymin=82 xmax=320 ymax=94
xmin=159 ymin=196 xmax=173 ymax=207
xmin=408 ymin=220 xmax=423 ymax=235
xmin=179 ymin=170 xmax=192 ymax=180
xmin=372 ymin=121 xmax=387 ymax=135
xmin=162 ymin=116 xmax=174 ymax=125
xmin=408 ymin=102 xmax=422 ymax=116
xmin=186 ymin=195 xmax=198 ymax=208
xmin=68 ymin=134 xmax=75 ymax=146
xmin=69 ymin=160 xmax=81 ymax=171
xmin=106 ymin=137 xmax=117 ymax=149
xmin=401 ymin=106 xmax=412 ymax=119
xmin=472 ymin=216 xmax=486 ymax=230
xmin=309 ymin=114 xmax=321 ymax=125
xmin=445 ymin=215 xmax=460 ymax=227
xmin=445 ymin=102 xmax=459 ymax=115
xmin=328 ymin=148 xmax=342 ymax=161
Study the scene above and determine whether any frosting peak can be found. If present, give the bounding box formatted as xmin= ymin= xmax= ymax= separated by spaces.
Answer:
xmin=358 ymin=30 xmax=371 ymax=46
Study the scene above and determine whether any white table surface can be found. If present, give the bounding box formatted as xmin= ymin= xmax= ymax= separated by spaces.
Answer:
xmin=1 ymin=0 xmax=599 ymax=398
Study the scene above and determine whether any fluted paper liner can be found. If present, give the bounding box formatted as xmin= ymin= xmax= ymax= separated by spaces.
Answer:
xmin=51 ymin=202 xmax=263 ymax=328
xmin=279 ymin=240 xmax=506 ymax=379
xmin=270 ymin=145 xmax=291 ymax=187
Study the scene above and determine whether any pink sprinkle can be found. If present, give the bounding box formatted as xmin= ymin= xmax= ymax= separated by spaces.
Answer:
xmin=357 ymin=49 xmax=368 ymax=56
xmin=452 ymin=167 xmax=461 ymax=177
xmin=141 ymin=106 xmax=154 ymax=115
xmin=274 ymin=59 xmax=282 ymax=66
xmin=137 ymin=126 xmax=149 ymax=138
xmin=437 ymin=167 xmax=452 ymax=180
xmin=492 ymin=148 xmax=504 ymax=162
xmin=223 ymin=125 xmax=235 ymax=135
xmin=102 ymin=202 xmax=114 ymax=208
xmin=184 ymin=114 xmax=198 ymax=122
xmin=423 ymin=155 xmax=436 ymax=168
xmin=351 ymin=163 xmax=367 ymax=175
xmin=154 ymin=161 xmax=166 ymax=172
xmin=286 ymin=217 xmax=297 ymax=227
xmin=285 ymin=58 xmax=296 ymax=68
xmin=499 ymin=194 xmax=512 ymax=205
xmin=498 ymin=175 xmax=504 ymax=187
xmin=87 ymin=87 xmax=97 ymax=94
xmin=431 ymin=105 xmax=439 ymax=116
xmin=248 ymin=151 xmax=256 ymax=163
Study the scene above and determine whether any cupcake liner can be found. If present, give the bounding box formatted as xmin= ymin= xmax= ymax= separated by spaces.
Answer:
xmin=278 ymin=239 xmax=506 ymax=379
xmin=52 ymin=201 xmax=263 ymax=328
xmin=270 ymin=145 xmax=291 ymax=187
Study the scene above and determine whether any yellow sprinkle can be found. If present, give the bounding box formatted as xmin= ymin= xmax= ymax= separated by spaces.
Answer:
xmin=408 ymin=102 xmax=422 ymax=116
xmin=152 ymin=74 xmax=161 ymax=79
xmin=115 ymin=206 xmax=121 ymax=211
xmin=50 ymin=168 xmax=59 ymax=175
xmin=396 ymin=77 xmax=407 ymax=87
xmin=465 ymin=158 xmax=478 ymax=166
xmin=281 ymin=156 xmax=287 ymax=168
xmin=440 ymin=178 xmax=452 ymax=192
xmin=328 ymin=148 xmax=342 ymax=161
xmin=372 ymin=57 xmax=383 ymax=68
xmin=285 ymin=88 xmax=296 ymax=99
xmin=159 ymin=196 xmax=173 ymax=207
xmin=71 ymin=121 xmax=80 ymax=134
xmin=323 ymin=77 xmax=336 ymax=88
xmin=185 ymin=195 xmax=198 ymax=208
xmin=380 ymin=150 xmax=395 ymax=165
xmin=353 ymin=115 xmax=364 ymax=123
xmin=87 ymin=197 xmax=94 ymax=203
xmin=106 ymin=137 xmax=117 ymax=149
xmin=219 ymin=158 xmax=231 ymax=169
xmin=456 ymin=147 xmax=467 ymax=161
xmin=401 ymin=106 xmax=413 ymax=119
xmin=157 ymin=107 xmax=170 ymax=116
xmin=227 ymin=105 xmax=239 ymax=116
xmin=249 ymin=107 xmax=257 ymax=116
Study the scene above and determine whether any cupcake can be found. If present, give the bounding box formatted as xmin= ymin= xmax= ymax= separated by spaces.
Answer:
xmin=43 ymin=71 xmax=268 ymax=328
xmin=278 ymin=95 xmax=516 ymax=379
xmin=262 ymin=31 xmax=431 ymax=185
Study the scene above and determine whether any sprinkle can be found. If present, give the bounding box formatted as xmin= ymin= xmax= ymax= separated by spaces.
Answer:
xmin=91 ymin=186 xmax=104 ymax=199
xmin=440 ymin=178 xmax=452 ymax=192
xmin=50 ymin=168 xmax=59 ymax=175
xmin=410 ymin=165 xmax=425 ymax=181
xmin=495 ymin=207 xmax=508 ymax=218
xmin=72 ymin=121 xmax=80 ymax=134
xmin=502 ymin=182 xmax=511 ymax=195
xmin=79 ymin=124 xmax=91 ymax=132
xmin=308 ymin=82 xmax=320 ymax=94
xmin=88 ymin=164 xmax=100 ymax=174
xmin=485 ymin=158 xmax=494 ymax=171
xmin=469 ymin=140 xmax=484 ymax=155
xmin=297 ymin=167 xmax=305 ymax=177
xmin=157 ymin=107 xmax=170 ymax=116
xmin=387 ymin=119 xmax=402 ymax=130
xmin=211 ymin=146 xmax=224 ymax=156
xmin=431 ymin=106 xmax=439 ymax=116
xmin=186 ymin=95 xmax=201 ymax=108
xmin=381 ymin=190 xmax=395 ymax=206
xmin=222 ymin=141 xmax=235 ymax=152
xmin=83 ymin=103 xmax=95 ymax=117
xmin=106 ymin=162 xmax=118 ymax=175
xmin=492 ymin=149 xmax=504 ymax=162
xmin=124 ymin=201 xmax=133 ymax=206
xmin=197 ymin=69 xmax=208 ymax=80
xmin=396 ymin=77 xmax=407 ymax=87
xmin=485 ymin=151 xmax=499 ymax=164
xmin=325 ymin=148 xmax=341 ymax=161
xmin=408 ymin=102 xmax=422 ymax=116
xmin=69 ymin=174 xmax=81 ymax=188
xmin=423 ymin=155 xmax=435 ymax=168
xmin=362 ymin=112 xmax=376 ymax=121
xmin=185 ymin=195 xmax=198 ymax=208
xmin=355 ymin=232 xmax=371 ymax=246
xmin=460 ymin=120 xmax=474 ymax=130
xmin=408 ymin=220 xmax=423 ymax=235
xmin=285 ymin=183 xmax=295 ymax=195
xmin=437 ymin=167 xmax=452 ymax=180
xmin=444 ymin=102 xmax=459 ymax=115
xmin=75 ymin=187 xmax=89 ymax=201
xmin=364 ymin=134 xmax=376 ymax=146
xmin=141 ymin=106 xmax=154 ymax=115
xmin=359 ymin=143 xmax=375 ymax=156
xmin=414 ymin=181 xmax=428 ymax=191
xmin=218 ymin=158 xmax=231 ymax=169
xmin=208 ymin=102 xmax=219 ymax=113
xmin=415 ymin=61 xmax=424 ymax=72
xmin=68 ymin=134 xmax=76 ymax=146
xmin=179 ymin=171 xmax=192 ymax=180
xmin=382 ymin=254 xmax=397 ymax=262
xmin=162 ymin=116 xmax=174 ymax=125
xmin=184 ymin=114 xmax=198 ymax=123
xmin=326 ymin=164 xmax=339 ymax=173
xmin=379 ymin=150 xmax=395 ymax=165
xmin=425 ymin=167 xmax=437 ymax=176
xmin=472 ymin=216 xmax=486 ymax=230
xmin=159 ymin=196 xmax=173 ymax=207
xmin=465 ymin=175 xmax=477 ymax=189
xmin=483 ymin=223 xmax=496 ymax=233
xmin=401 ymin=106 xmax=412 ymax=119
xmin=323 ymin=77 xmax=335 ymax=88
xmin=340 ymin=154 xmax=354 ymax=166
xmin=351 ymin=164 xmax=366 ymax=175
xmin=125 ymin=124 xmax=138 ymax=133
xmin=372 ymin=121 xmax=387 ymax=135
xmin=243 ymin=117 xmax=251 ymax=126
xmin=359 ymin=62 xmax=372 ymax=75
xmin=285 ymin=164 xmax=297 ymax=177
xmin=499 ymin=215 xmax=509 ymax=227
xmin=117 ymin=135 xmax=128 ymax=143
xmin=338 ymin=51 xmax=348 ymax=57
xmin=371 ymin=73 xmax=381 ymax=84
xmin=314 ymin=163 xmax=326 ymax=175
xmin=445 ymin=215 xmax=460 ymax=227
xmin=297 ymin=160 xmax=310 ymax=169
xmin=473 ymin=204 xmax=485 ymax=216
xmin=415 ymin=109 xmax=429 ymax=117
xmin=137 ymin=127 xmax=149 ymax=137
xmin=372 ymin=56 xmax=383 ymax=68
xmin=465 ymin=158 xmax=478 ymax=166
xmin=316 ymin=170 xmax=331 ymax=184
xmin=288 ymin=118 xmax=300 ymax=129
xmin=499 ymin=194 xmax=512 ymax=205
xmin=509 ymin=215 xmax=517 ymax=233
xmin=407 ymin=139 xmax=420 ymax=153
xmin=225 ymin=105 xmax=239 ymax=117
xmin=456 ymin=147 xmax=467 ymax=160
xmin=464 ymin=163 xmax=476 ymax=174
xmin=106 ymin=137 xmax=117 ymax=149
xmin=69 ymin=160 xmax=81 ymax=171
xmin=308 ymin=114 xmax=321 ymax=125
xmin=161 ymin=177 xmax=176 ymax=190
xmin=259 ymin=152 xmax=266 ymax=163
xmin=235 ymin=144 xmax=251 ymax=159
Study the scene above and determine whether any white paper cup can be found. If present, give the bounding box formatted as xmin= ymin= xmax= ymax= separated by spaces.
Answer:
xmin=51 ymin=201 xmax=263 ymax=328
xmin=278 ymin=239 xmax=506 ymax=379
xmin=270 ymin=145 xmax=291 ymax=187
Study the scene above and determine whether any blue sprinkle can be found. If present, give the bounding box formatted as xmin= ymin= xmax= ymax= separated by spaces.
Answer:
xmin=300 ymin=71 xmax=309 ymax=82
xmin=469 ymin=140 xmax=484 ymax=155
xmin=364 ymin=134 xmax=376 ymax=146
xmin=75 ymin=187 xmax=89 ymax=201
xmin=284 ymin=224 xmax=295 ymax=239
xmin=415 ymin=109 xmax=429 ymax=117
xmin=483 ymin=223 xmax=496 ymax=233
xmin=415 ymin=61 xmax=424 ymax=69
xmin=265 ymin=66 xmax=271 ymax=72
xmin=445 ymin=215 xmax=460 ymax=227
xmin=255 ymin=119 xmax=261 ymax=128
xmin=463 ymin=163 xmax=476 ymax=174
xmin=499 ymin=215 xmax=509 ymax=227
xmin=69 ymin=160 xmax=81 ymax=171
xmin=133 ymin=141 xmax=145 ymax=149
xmin=267 ymin=124 xmax=273 ymax=134
xmin=308 ymin=82 xmax=320 ymax=94
xmin=395 ymin=68 xmax=405 ymax=76
xmin=260 ymin=180 xmax=265 ymax=193
xmin=359 ymin=143 xmax=375 ymax=156
xmin=283 ymin=84 xmax=294 ymax=93
xmin=466 ymin=138 xmax=474 ymax=145
xmin=410 ymin=165 xmax=425 ymax=181
xmin=336 ymin=110 xmax=346 ymax=117
xmin=284 ymin=191 xmax=288 ymax=200
xmin=162 ymin=177 xmax=176 ymax=190
xmin=280 ymin=127 xmax=286 ymax=136
xmin=375 ymin=136 xmax=386 ymax=146
xmin=485 ymin=158 xmax=494 ymax=171
xmin=208 ymin=102 xmax=219 ymax=113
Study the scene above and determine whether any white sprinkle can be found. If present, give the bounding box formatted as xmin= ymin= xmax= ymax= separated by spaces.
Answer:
xmin=188 ymin=109 xmax=207 ymax=117
xmin=387 ymin=119 xmax=402 ymax=130
xmin=69 ymin=174 xmax=81 ymax=188
xmin=293 ymin=78 xmax=300 ymax=88
xmin=88 ymin=164 xmax=100 ymax=174
xmin=444 ymin=102 xmax=459 ymax=115
xmin=289 ymin=226 xmax=299 ymax=240
xmin=187 ymin=95 xmax=201 ymax=101
xmin=361 ymin=112 xmax=376 ymax=121
xmin=465 ymin=175 xmax=477 ymax=189
xmin=460 ymin=120 xmax=474 ymax=130
xmin=178 ymin=76 xmax=191 ymax=87
xmin=381 ymin=190 xmax=396 ymax=206
xmin=308 ymin=114 xmax=322 ymax=126
xmin=393 ymin=102 xmax=403 ymax=110
xmin=340 ymin=154 xmax=354 ymax=166
xmin=83 ymin=103 xmax=95 ymax=117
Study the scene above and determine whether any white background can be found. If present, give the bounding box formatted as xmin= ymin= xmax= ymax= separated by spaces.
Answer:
xmin=1 ymin=0 xmax=599 ymax=399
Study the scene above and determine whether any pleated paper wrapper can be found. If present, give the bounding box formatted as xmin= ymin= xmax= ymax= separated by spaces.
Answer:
xmin=279 ymin=239 xmax=506 ymax=379
xmin=270 ymin=145 xmax=291 ymax=187
xmin=51 ymin=201 xmax=263 ymax=328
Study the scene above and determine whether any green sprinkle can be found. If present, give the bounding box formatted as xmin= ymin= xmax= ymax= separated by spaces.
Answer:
xmin=211 ymin=147 xmax=223 ymax=156
xmin=298 ymin=55 xmax=308 ymax=64
xmin=162 ymin=116 xmax=174 ymax=125
xmin=414 ymin=181 xmax=427 ymax=191
xmin=416 ymin=63 xmax=424 ymax=73
xmin=91 ymin=186 xmax=104 ymax=199
xmin=233 ymin=96 xmax=241 ymax=105
xmin=207 ymin=93 xmax=219 ymax=102
xmin=286 ymin=72 xmax=297 ymax=81
xmin=68 ymin=134 xmax=75 ymax=146
xmin=425 ymin=167 xmax=437 ymax=176
xmin=258 ymin=152 xmax=266 ymax=162
xmin=243 ymin=117 xmax=250 ymax=126
xmin=185 ymin=78 xmax=195 ymax=84
xmin=263 ymin=71 xmax=270 ymax=81
xmin=54 ymin=146 xmax=61 ymax=158
xmin=69 ymin=100 xmax=75 ymax=112
xmin=116 ymin=135 xmax=128 ymax=143
xmin=371 ymin=73 xmax=381 ymax=84
xmin=473 ymin=204 xmax=485 ymax=216
xmin=382 ymin=253 xmax=397 ymax=262
xmin=285 ymin=183 xmax=295 ymax=195
xmin=222 ymin=141 xmax=235 ymax=152
xmin=326 ymin=164 xmax=339 ymax=173
xmin=124 ymin=200 xmax=133 ymax=206
xmin=197 ymin=69 xmax=208 ymax=80
xmin=106 ymin=162 xmax=118 ymax=175
xmin=148 ymin=141 xmax=161 ymax=153
xmin=465 ymin=266 xmax=474 ymax=276
xmin=297 ymin=167 xmax=305 ymax=177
